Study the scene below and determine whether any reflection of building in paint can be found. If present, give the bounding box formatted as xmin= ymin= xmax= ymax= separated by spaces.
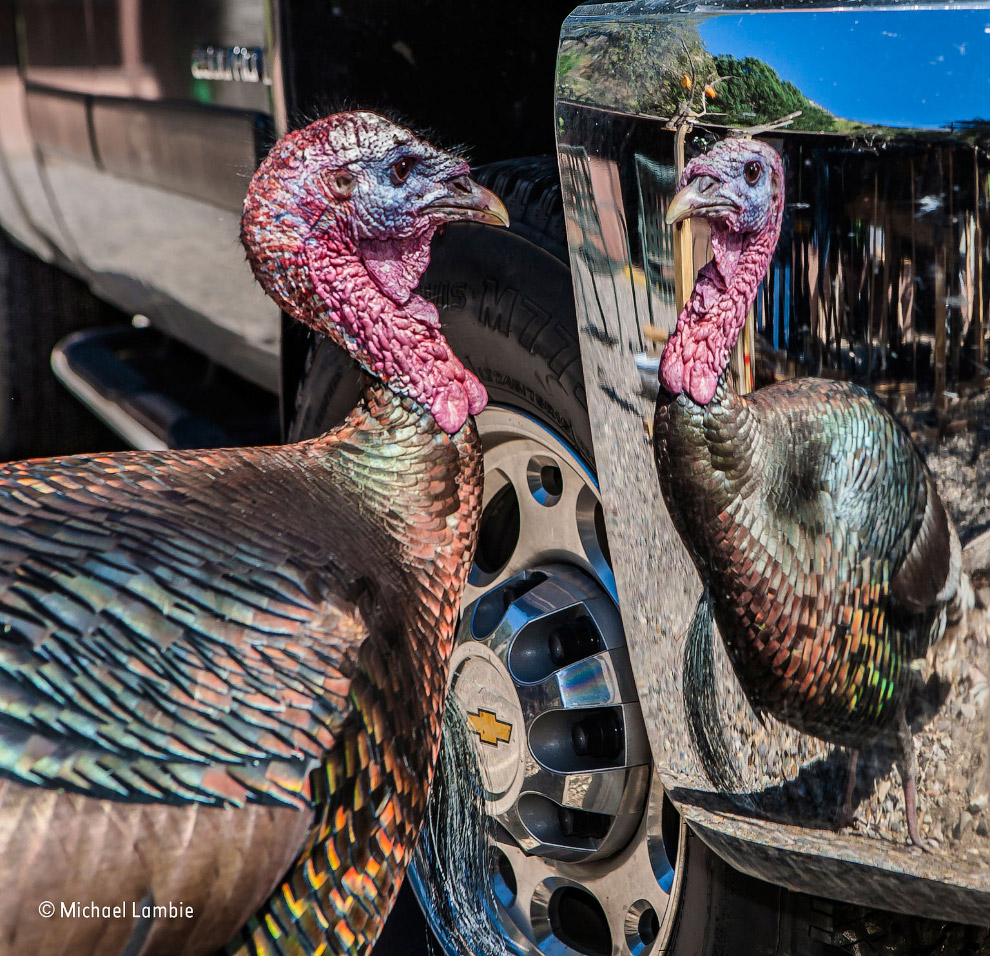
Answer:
xmin=21 ymin=0 xmax=160 ymax=99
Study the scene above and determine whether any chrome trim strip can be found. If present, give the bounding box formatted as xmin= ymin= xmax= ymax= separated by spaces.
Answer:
xmin=51 ymin=336 xmax=167 ymax=451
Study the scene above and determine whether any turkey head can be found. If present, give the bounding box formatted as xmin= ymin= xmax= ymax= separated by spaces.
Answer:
xmin=242 ymin=110 xmax=508 ymax=434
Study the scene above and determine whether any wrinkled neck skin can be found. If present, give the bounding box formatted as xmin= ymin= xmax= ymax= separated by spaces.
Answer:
xmin=299 ymin=213 xmax=486 ymax=435
xmin=660 ymin=218 xmax=778 ymax=407
xmin=250 ymin=178 xmax=486 ymax=436
xmin=241 ymin=127 xmax=486 ymax=434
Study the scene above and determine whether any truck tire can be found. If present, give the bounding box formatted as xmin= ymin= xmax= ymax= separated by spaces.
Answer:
xmin=284 ymin=160 xmax=989 ymax=956
xmin=0 ymin=231 xmax=123 ymax=461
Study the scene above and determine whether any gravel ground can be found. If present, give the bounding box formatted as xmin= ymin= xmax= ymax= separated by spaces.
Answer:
xmin=916 ymin=390 xmax=990 ymax=545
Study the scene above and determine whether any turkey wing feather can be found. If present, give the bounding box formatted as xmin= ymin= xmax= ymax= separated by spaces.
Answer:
xmin=0 ymin=443 xmax=374 ymax=808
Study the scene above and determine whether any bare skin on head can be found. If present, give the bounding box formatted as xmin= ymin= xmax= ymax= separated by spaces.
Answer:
xmin=660 ymin=138 xmax=783 ymax=405
xmin=242 ymin=110 xmax=507 ymax=434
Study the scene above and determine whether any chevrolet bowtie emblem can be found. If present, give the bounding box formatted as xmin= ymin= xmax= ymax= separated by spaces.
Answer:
xmin=467 ymin=708 xmax=512 ymax=747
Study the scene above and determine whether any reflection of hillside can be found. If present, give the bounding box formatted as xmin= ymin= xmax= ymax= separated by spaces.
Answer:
xmin=559 ymin=22 xmax=957 ymax=138
xmin=711 ymin=55 xmax=835 ymax=132
xmin=557 ymin=22 xmax=835 ymax=131
xmin=557 ymin=20 xmax=707 ymax=117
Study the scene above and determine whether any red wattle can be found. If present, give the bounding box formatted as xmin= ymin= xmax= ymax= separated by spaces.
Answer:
xmin=304 ymin=239 xmax=488 ymax=435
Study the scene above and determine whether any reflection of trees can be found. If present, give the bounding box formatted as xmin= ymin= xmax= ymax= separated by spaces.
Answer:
xmin=712 ymin=56 xmax=834 ymax=133
xmin=556 ymin=23 xmax=833 ymax=132
xmin=557 ymin=20 xmax=707 ymax=117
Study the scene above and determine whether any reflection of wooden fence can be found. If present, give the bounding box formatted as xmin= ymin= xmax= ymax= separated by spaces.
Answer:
xmin=753 ymin=141 xmax=988 ymax=424
xmin=634 ymin=153 xmax=677 ymax=330
xmin=563 ymin=111 xmax=988 ymax=428
xmin=633 ymin=133 xmax=989 ymax=422
xmin=559 ymin=144 xmax=645 ymax=353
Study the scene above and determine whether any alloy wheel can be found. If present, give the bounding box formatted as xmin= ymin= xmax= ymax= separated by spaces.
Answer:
xmin=410 ymin=407 xmax=683 ymax=956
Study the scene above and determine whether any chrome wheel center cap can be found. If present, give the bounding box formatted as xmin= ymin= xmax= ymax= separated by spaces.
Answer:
xmin=449 ymin=641 xmax=526 ymax=816
xmin=451 ymin=563 xmax=649 ymax=863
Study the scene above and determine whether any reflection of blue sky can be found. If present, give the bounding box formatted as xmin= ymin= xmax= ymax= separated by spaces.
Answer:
xmin=699 ymin=11 xmax=990 ymax=129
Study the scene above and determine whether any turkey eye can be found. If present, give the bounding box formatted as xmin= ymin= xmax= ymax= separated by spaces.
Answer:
xmin=391 ymin=157 xmax=414 ymax=184
xmin=744 ymin=161 xmax=762 ymax=185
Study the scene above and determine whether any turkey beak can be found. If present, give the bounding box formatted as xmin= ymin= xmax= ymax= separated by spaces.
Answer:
xmin=428 ymin=175 xmax=509 ymax=227
xmin=665 ymin=174 xmax=735 ymax=225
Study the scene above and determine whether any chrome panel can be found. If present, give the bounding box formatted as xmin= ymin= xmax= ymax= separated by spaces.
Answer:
xmin=557 ymin=0 xmax=990 ymax=920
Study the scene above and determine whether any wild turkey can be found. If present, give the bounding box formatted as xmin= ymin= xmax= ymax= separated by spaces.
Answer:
xmin=653 ymin=137 xmax=971 ymax=846
xmin=0 ymin=111 xmax=507 ymax=955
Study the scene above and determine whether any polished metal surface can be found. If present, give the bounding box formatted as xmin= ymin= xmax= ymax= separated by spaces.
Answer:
xmin=454 ymin=563 xmax=647 ymax=863
xmin=556 ymin=0 xmax=990 ymax=921
xmin=41 ymin=159 xmax=280 ymax=390
xmin=413 ymin=406 xmax=678 ymax=956
xmin=264 ymin=0 xmax=287 ymax=138
xmin=51 ymin=333 xmax=168 ymax=451
xmin=90 ymin=98 xmax=266 ymax=211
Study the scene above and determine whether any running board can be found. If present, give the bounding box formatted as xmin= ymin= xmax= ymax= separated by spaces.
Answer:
xmin=52 ymin=325 xmax=280 ymax=450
